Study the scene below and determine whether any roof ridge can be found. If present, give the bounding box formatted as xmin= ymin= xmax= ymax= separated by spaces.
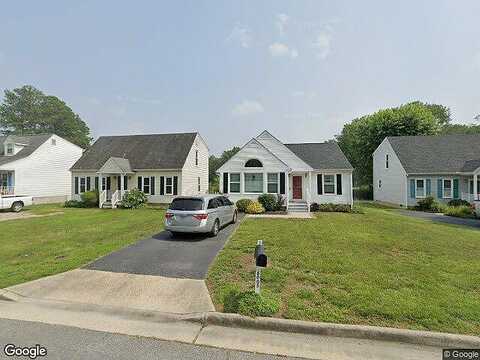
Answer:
xmin=284 ymin=142 xmax=335 ymax=145
xmin=97 ymin=132 xmax=198 ymax=139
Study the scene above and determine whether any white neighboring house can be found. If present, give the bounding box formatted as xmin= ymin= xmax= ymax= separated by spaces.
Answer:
xmin=373 ymin=135 xmax=480 ymax=208
xmin=0 ymin=134 xmax=84 ymax=203
xmin=70 ymin=132 xmax=209 ymax=208
xmin=217 ymin=130 xmax=353 ymax=212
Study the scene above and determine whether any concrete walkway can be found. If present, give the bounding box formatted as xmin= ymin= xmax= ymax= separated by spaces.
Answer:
xmin=397 ymin=209 xmax=480 ymax=229
xmin=0 ymin=295 xmax=443 ymax=360
xmin=5 ymin=269 xmax=214 ymax=313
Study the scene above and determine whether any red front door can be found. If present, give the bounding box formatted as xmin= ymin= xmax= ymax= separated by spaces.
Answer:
xmin=293 ymin=176 xmax=302 ymax=199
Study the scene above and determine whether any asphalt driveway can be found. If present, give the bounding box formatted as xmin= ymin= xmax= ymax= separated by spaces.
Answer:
xmin=397 ymin=209 xmax=480 ymax=230
xmin=84 ymin=215 xmax=243 ymax=279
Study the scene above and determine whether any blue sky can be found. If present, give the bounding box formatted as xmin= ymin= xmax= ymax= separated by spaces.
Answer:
xmin=1 ymin=1 xmax=479 ymax=154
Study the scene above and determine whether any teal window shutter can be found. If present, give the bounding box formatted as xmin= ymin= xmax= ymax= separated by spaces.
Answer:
xmin=426 ymin=179 xmax=431 ymax=196
xmin=437 ymin=178 xmax=443 ymax=198
xmin=410 ymin=179 xmax=415 ymax=198
xmin=453 ymin=178 xmax=459 ymax=199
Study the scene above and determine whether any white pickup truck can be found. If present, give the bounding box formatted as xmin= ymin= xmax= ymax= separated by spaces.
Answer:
xmin=0 ymin=194 xmax=33 ymax=212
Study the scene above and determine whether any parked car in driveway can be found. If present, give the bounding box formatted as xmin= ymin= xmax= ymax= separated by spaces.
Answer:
xmin=165 ymin=195 xmax=238 ymax=236
xmin=0 ymin=194 xmax=33 ymax=212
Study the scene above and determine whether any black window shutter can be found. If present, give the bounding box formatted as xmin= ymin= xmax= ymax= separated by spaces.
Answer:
xmin=151 ymin=176 xmax=155 ymax=195
xmin=280 ymin=173 xmax=285 ymax=194
xmin=124 ymin=176 xmax=128 ymax=190
xmin=95 ymin=177 xmax=99 ymax=190
xmin=137 ymin=176 xmax=142 ymax=190
xmin=173 ymin=176 xmax=178 ymax=195
xmin=86 ymin=177 xmax=91 ymax=191
xmin=223 ymin=173 xmax=229 ymax=193
xmin=317 ymin=174 xmax=323 ymax=195
xmin=117 ymin=176 xmax=121 ymax=190
xmin=74 ymin=177 xmax=79 ymax=194
xmin=160 ymin=176 xmax=165 ymax=195
xmin=336 ymin=174 xmax=342 ymax=195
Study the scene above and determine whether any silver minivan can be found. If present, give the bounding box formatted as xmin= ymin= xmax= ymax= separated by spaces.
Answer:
xmin=165 ymin=195 xmax=238 ymax=236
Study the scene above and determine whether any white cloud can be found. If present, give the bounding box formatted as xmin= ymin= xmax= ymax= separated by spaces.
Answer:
xmin=269 ymin=43 xmax=299 ymax=59
xmin=275 ymin=13 xmax=289 ymax=35
xmin=227 ymin=24 xmax=252 ymax=48
xmin=312 ymin=30 xmax=332 ymax=59
xmin=232 ymin=100 xmax=264 ymax=117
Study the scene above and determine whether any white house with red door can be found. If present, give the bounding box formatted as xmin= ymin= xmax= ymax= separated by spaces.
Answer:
xmin=217 ymin=130 xmax=353 ymax=212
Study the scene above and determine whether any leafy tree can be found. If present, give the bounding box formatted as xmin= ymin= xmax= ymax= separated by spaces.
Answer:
xmin=337 ymin=102 xmax=444 ymax=185
xmin=0 ymin=85 xmax=92 ymax=148
xmin=440 ymin=123 xmax=480 ymax=135
xmin=209 ymin=146 xmax=240 ymax=192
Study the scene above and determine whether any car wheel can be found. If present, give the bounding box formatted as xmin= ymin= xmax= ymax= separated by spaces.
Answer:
xmin=170 ymin=231 xmax=178 ymax=238
xmin=232 ymin=211 xmax=238 ymax=224
xmin=210 ymin=219 xmax=220 ymax=237
xmin=11 ymin=201 xmax=23 ymax=213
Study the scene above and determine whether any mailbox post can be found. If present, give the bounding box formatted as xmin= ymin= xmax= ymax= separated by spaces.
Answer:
xmin=254 ymin=240 xmax=268 ymax=294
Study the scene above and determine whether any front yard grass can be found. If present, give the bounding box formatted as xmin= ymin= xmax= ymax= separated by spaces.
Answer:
xmin=207 ymin=204 xmax=480 ymax=335
xmin=0 ymin=204 xmax=165 ymax=288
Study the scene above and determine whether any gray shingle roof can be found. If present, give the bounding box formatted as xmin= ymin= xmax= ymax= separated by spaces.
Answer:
xmin=285 ymin=142 xmax=353 ymax=170
xmin=0 ymin=134 xmax=53 ymax=166
xmin=71 ymin=133 xmax=197 ymax=171
xmin=387 ymin=134 xmax=480 ymax=174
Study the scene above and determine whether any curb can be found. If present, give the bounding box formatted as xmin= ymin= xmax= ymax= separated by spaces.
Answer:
xmin=201 ymin=312 xmax=480 ymax=348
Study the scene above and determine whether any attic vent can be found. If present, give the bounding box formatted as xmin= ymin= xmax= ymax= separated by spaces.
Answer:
xmin=51 ymin=138 xmax=57 ymax=146
xmin=245 ymin=159 xmax=263 ymax=167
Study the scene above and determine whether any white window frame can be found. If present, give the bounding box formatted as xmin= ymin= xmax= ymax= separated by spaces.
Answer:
xmin=6 ymin=143 xmax=14 ymax=155
xmin=267 ymin=173 xmax=279 ymax=194
xmin=415 ymin=178 xmax=426 ymax=199
xmin=385 ymin=154 xmax=389 ymax=169
xmin=78 ymin=176 xmax=89 ymax=194
xmin=244 ymin=173 xmax=264 ymax=194
xmin=442 ymin=178 xmax=452 ymax=199
xmin=142 ymin=177 xmax=150 ymax=194
xmin=229 ymin=173 xmax=240 ymax=193
xmin=323 ymin=174 xmax=336 ymax=195
xmin=165 ymin=176 xmax=173 ymax=195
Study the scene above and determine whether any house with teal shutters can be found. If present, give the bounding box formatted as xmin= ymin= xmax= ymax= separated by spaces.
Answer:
xmin=373 ymin=134 xmax=480 ymax=207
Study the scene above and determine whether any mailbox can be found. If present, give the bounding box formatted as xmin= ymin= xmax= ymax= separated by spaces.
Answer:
xmin=254 ymin=243 xmax=268 ymax=268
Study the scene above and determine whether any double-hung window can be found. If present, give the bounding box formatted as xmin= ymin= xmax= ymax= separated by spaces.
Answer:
xmin=323 ymin=175 xmax=335 ymax=194
xmin=143 ymin=177 xmax=150 ymax=194
xmin=415 ymin=179 xmax=425 ymax=198
xmin=165 ymin=177 xmax=173 ymax=195
xmin=244 ymin=173 xmax=263 ymax=193
xmin=229 ymin=173 xmax=240 ymax=193
xmin=267 ymin=173 xmax=279 ymax=193
xmin=6 ymin=143 xmax=13 ymax=155
xmin=443 ymin=179 xmax=452 ymax=198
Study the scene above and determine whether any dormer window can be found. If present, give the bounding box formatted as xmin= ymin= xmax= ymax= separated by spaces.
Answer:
xmin=6 ymin=143 xmax=14 ymax=155
xmin=245 ymin=159 xmax=263 ymax=167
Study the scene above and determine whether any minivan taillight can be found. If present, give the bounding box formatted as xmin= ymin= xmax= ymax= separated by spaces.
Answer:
xmin=193 ymin=214 xmax=208 ymax=220
xmin=165 ymin=213 xmax=174 ymax=219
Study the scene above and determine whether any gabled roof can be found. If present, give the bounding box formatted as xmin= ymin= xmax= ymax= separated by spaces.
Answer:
xmin=0 ymin=134 xmax=53 ymax=166
xmin=98 ymin=157 xmax=133 ymax=174
xmin=71 ymin=132 xmax=197 ymax=171
xmin=387 ymin=134 xmax=480 ymax=174
xmin=285 ymin=142 xmax=353 ymax=170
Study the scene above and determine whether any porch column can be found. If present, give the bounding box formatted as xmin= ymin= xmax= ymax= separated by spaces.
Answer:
xmin=307 ymin=172 xmax=312 ymax=205
xmin=120 ymin=174 xmax=125 ymax=199
xmin=99 ymin=173 xmax=103 ymax=208
xmin=285 ymin=172 xmax=289 ymax=211
xmin=474 ymin=174 xmax=478 ymax=201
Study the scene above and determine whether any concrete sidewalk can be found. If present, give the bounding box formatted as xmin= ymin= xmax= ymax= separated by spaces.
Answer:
xmin=0 ymin=295 xmax=442 ymax=360
xmin=5 ymin=269 xmax=214 ymax=313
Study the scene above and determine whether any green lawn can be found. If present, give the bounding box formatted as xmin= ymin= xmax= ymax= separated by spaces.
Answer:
xmin=0 ymin=204 xmax=165 ymax=288
xmin=207 ymin=204 xmax=480 ymax=335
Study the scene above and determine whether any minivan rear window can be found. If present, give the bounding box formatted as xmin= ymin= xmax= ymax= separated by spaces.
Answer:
xmin=169 ymin=198 xmax=204 ymax=211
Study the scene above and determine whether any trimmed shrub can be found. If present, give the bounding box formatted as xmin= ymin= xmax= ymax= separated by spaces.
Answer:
xmin=80 ymin=190 xmax=98 ymax=208
xmin=444 ymin=205 xmax=475 ymax=218
xmin=245 ymin=201 xmax=265 ymax=214
xmin=64 ymin=200 xmax=85 ymax=208
xmin=448 ymin=199 xmax=471 ymax=207
xmin=415 ymin=196 xmax=445 ymax=213
xmin=223 ymin=289 xmax=279 ymax=317
xmin=275 ymin=194 xmax=286 ymax=211
xmin=119 ymin=188 xmax=148 ymax=209
xmin=236 ymin=199 xmax=253 ymax=213
xmin=311 ymin=203 xmax=351 ymax=213
xmin=258 ymin=193 xmax=278 ymax=212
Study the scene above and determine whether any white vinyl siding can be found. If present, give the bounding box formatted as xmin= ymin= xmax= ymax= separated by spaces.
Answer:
xmin=181 ymin=134 xmax=209 ymax=196
xmin=1 ymin=134 xmax=83 ymax=203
